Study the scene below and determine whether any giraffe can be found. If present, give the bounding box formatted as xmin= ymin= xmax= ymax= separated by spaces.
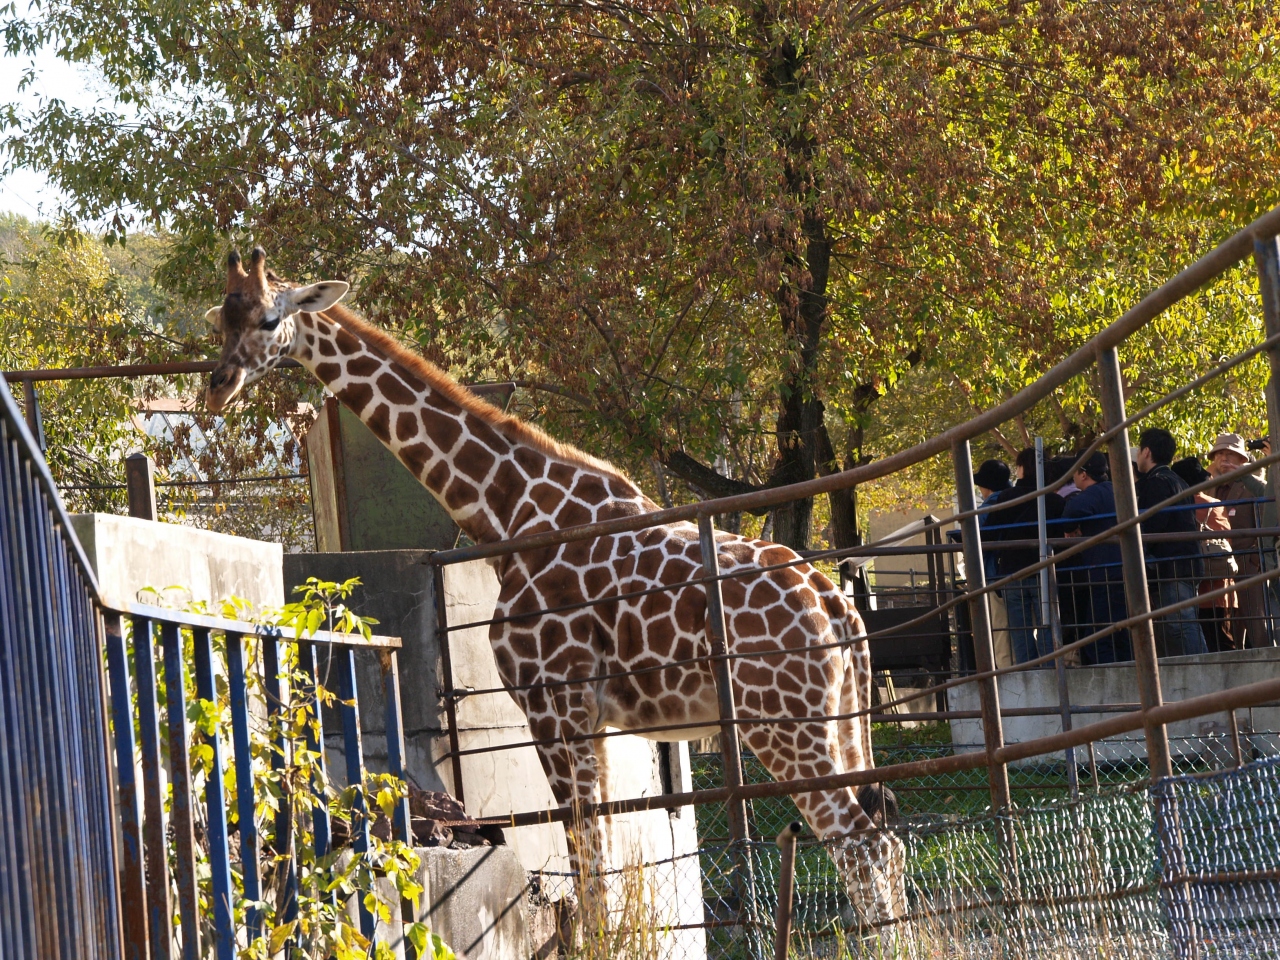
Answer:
xmin=204 ymin=248 xmax=907 ymax=925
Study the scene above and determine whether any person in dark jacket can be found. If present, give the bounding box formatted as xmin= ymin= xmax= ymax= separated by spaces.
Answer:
xmin=986 ymin=448 xmax=1065 ymax=663
xmin=1061 ymin=452 xmax=1130 ymax=664
xmin=1134 ymin=428 xmax=1207 ymax=656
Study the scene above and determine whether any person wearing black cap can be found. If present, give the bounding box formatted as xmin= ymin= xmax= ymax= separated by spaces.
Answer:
xmin=974 ymin=459 xmax=1012 ymax=502
xmin=1061 ymin=452 xmax=1130 ymax=663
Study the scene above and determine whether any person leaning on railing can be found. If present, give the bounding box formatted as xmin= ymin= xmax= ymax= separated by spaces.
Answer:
xmin=1060 ymin=452 xmax=1131 ymax=665
xmin=1134 ymin=428 xmax=1208 ymax=657
xmin=1172 ymin=455 xmax=1239 ymax=653
xmin=986 ymin=447 xmax=1065 ymax=664
xmin=1206 ymin=432 xmax=1277 ymax=649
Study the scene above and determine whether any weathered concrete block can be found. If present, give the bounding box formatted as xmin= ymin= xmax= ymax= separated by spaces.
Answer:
xmin=344 ymin=845 xmax=531 ymax=960
xmin=949 ymin=647 xmax=1280 ymax=766
xmin=71 ymin=512 xmax=283 ymax=611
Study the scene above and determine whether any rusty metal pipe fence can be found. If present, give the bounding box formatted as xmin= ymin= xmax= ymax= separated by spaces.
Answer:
xmin=8 ymin=209 xmax=1280 ymax=957
xmin=419 ymin=221 xmax=1280 ymax=957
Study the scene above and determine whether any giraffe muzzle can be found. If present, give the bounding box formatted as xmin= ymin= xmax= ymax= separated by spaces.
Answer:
xmin=205 ymin=365 xmax=247 ymax=414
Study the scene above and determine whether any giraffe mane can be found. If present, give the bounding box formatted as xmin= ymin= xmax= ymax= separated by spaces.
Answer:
xmin=317 ymin=303 xmax=649 ymax=494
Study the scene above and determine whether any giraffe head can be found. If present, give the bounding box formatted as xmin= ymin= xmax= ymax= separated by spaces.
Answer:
xmin=204 ymin=247 xmax=349 ymax=412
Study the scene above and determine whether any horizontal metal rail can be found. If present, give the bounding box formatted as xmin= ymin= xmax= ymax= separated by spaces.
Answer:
xmin=108 ymin=598 xmax=402 ymax=648
xmin=455 ymin=671 xmax=1280 ymax=830
xmin=431 ymin=456 xmax=1280 ymax=714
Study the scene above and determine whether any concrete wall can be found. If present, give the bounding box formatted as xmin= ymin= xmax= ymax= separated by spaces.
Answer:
xmin=949 ymin=648 xmax=1280 ymax=766
xmin=353 ymin=845 xmax=532 ymax=960
xmin=70 ymin=512 xmax=284 ymax=611
xmin=284 ymin=552 xmax=706 ymax=960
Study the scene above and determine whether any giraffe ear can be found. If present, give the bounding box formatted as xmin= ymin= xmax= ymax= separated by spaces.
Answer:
xmin=287 ymin=281 xmax=349 ymax=315
xmin=204 ymin=306 xmax=223 ymax=333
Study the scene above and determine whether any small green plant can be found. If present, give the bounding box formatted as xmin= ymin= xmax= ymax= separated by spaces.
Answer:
xmin=137 ymin=577 xmax=454 ymax=959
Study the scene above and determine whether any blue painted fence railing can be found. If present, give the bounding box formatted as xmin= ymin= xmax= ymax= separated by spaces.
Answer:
xmin=0 ymin=373 xmax=411 ymax=960
xmin=0 ymin=378 xmax=122 ymax=958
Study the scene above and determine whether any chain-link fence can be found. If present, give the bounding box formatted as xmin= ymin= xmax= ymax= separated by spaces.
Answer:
xmin=532 ymin=751 xmax=1280 ymax=959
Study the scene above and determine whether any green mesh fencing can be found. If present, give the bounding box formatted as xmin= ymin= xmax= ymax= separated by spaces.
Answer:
xmin=535 ymin=743 xmax=1280 ymax=960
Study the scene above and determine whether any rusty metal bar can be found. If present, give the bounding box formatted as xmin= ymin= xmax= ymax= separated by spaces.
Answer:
xmin=225 ymin=632 xmax=262 ymax=939
xmin=19 ymin=379 xmax=44 ymax=450
xmin=435 ymin=552 xmax=1280 ymax=751
xmin=192 ymin=627 xmax=234 ymax=960
xmin=1098 ymin=345 xmax=1172 ymax=780
xmin=952 ymin=440 xmax=1012 ymax=815
xmin=160 ymin=621 xmax=199 ymax=960
xmin=698 ymin=513 xmax=749 ymax=843
xmin=479 ymin=671 xmax=1280 ymax=829
xmin=125 ymin=452 xmax=157 ymax=521
xmin=130 ymin=616 xmax=172 ymax=960
xmin=1253 ymin=235 xmax=1280 ymax=533
xmin=772 ymin=822 xmax=801 ymax=960
xmin=426 ymin=202 xmax=1280 ymax=570
xmin=432 ymin=563 xmax=466 ymax=807
xmin=1228 ymin=709 xmax=1243 ymax=769
xmin=103 ymin=611 xmax=149 ymax=960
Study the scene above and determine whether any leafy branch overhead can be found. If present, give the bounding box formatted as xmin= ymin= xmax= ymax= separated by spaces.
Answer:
xmin=5 ymin=1 xmax=1279 ymax=546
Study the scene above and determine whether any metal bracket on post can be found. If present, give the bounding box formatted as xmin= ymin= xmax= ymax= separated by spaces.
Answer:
xmin=125 ymin=452 xmax=157 ymax=521
xmin=1097 ymin=345 xmax=1172 ymax=780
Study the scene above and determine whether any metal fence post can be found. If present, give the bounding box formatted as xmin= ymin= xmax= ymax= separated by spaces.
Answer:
xmin=1097 ymin=346 xmax=1172 ymax=779
xmin=20 ymin=379 xmax=45 ymax=451
xmin=261 ymin=637 xmax=299 ymax=923
xmin=1252 ymin=236 xmax=1280 ymax=643
xmin=192 ymin=627 xmax=234 ymax=960
xmin=697 ymin=512 xmax=749 ymax=843
xmin=102 ymin=612 xmax=149 ymax=960
xmin=1035 ymin=439 xmax=1078 ymax=797
xmin=772 ymin=821 xmax=801 ymax=960
xmin=431 ymin=562 xmax=466 ymax=808
xmin=951 ymin=441 xmax=1013 ymax=814
xmin=335 ymin=645 xmax=375 ymax=938
xmin=225 ymin=632 xmax=262 ymax=940
xmin=130 ymin=616 xmax=174 ymax=960
xmin=125 ymin=452 xmax=157 ymax=521
xmin=160 ymin=621 xmax=200 ymax=960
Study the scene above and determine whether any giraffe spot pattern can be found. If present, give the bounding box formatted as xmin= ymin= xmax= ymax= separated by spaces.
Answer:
xmin=282 ymin=307 xmax=900 ymax=922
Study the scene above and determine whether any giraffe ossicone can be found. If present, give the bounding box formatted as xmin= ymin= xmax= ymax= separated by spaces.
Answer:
xmin=204 ymin=248 xmax=907 ymax=924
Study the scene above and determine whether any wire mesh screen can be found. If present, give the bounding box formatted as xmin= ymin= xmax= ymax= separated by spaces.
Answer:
xmin=528 ymin=753 xmax=1280 ymax=959
xmin=1153 ymin=754 xmax=1280 ymax=957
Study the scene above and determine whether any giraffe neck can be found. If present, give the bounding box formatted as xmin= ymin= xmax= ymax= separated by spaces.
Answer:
xmin=289 ymin=307 xmax=651 ymax=544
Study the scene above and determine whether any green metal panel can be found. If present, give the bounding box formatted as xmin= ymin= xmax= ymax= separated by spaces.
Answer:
xmin=336 ymin=404 xmax=459 ymax=551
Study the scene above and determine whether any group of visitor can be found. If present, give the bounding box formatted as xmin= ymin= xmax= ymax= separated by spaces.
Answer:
xmin=973 ymin=429 xmax=1276 ymax=666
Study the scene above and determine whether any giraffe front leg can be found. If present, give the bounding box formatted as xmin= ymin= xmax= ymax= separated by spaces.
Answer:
xmin=743 ymin=724 xmax=907 ymax=929
xmin=526 ymin=708 xmax=611 ymax=941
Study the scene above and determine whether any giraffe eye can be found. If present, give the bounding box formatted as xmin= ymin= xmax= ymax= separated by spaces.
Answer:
xmin=260 ymin=314 xmax=281 ymax=331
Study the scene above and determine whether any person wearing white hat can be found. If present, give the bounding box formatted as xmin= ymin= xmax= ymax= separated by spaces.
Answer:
xmin=1208 ymin=433 xmax=1275 ymax=648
